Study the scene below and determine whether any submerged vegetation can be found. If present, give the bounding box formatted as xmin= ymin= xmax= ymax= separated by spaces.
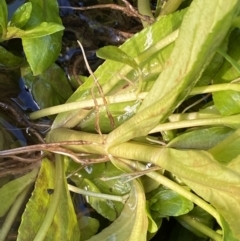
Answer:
xmin=1 ymin=0 xmax=240 ymax=240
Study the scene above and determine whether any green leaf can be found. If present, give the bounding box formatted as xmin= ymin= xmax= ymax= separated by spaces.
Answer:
xmin=0 ymin=168 xmax=38 ymax=217
xmin=18 ymin=158 xmax=80 ymax=241
xmin=97 ymin=46 xmax=139 ymax=70
xmin=78 ymin=216 xmax=99 ymax=241
xmin=106 ymin=0 xmax=240 ymax=147
xmin=0 ymin=45 xmax=23 ymax=68
xmin=6 ymin=22 xmax=64 ymax=39
xmin=74 ymin=178 xmax=123 ymax=221
xmin=0 ymin=0 xmax=7 ymax=38
xmin=154 ymin=148 xmax=240 ymax=239
xmin=21 ymin=63 xmax=73 ymax=110
xmin=213 ymin=29 xmax=240 ymax=116
xmin=167 ymin=126 xmax=234 ymax=150
xmin=177 ymin=206 xmax=214 ymax=238
xmin=52 ymin=9 xmax=185 ymax=129
xmin=10 ymin=2 xmax=32 ymax=28
xmin=149 ymin=186 xmax=193 ymax=218
xmin=209 ymin=128 xmax=240 ymax=163
xmin=85 ymin=181 xmax=148 ymax=241
xmin=20 ymin=0 xmax=63 ymax=75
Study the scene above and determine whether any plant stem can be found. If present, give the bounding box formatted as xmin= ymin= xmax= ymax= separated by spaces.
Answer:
xmin=29 ymin=92 xmax=148 ymax=120
xmin=29 ymin=81 xmax=240 ymax=120
xmin=176 ymin=215 xmax=222 ymax=241
xmin=137 ymin=0 xmax=154 ymax=27
xmin=68 ymin=184 xmax=129 ymax=203
xmin=120 ymin=159 xmax=222 ymax=224
xmin=0 ymin=185 xmax=32 ymax=241
xmin=149 ymin=114 xmax=240 ymax=133
xmin=160 ymin=0 xmax=183 ymax=16
xmin=33 ymin=154 xmax=63 ymax=241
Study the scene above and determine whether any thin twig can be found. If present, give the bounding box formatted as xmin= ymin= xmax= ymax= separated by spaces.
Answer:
xmin=59 ymin=0 xmax=154 ymax=24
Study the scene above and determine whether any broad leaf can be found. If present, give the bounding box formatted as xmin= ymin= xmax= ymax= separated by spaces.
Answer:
xmin=85 ymin=181 xmax=148 ymax=241
xmin=0 ymin=0 xmax=7 ymax=38
xmin=73 ymin=178 xmax=124 ymax=221
xmin=0 ymin=45 xmax=23 ymax=68
xmin=6 ymin=22 xmax=64 ymax=39
xmin=20 ymin=0 xmax=63 ymax=75
xmin=213 ymin=29 xmax=240 ymax=116
xmin=10 ymin=2 xmax=32 ymax=28
xmin=18 ymin=158 xmax=80 ymax=241
xmin=21 ymin=63 xmax=73 ymax=110
xmin=106 ymin=0 xmax=240 ymax=147
xmin=149 ymin=186 xmax=193 ymax=218
xmin=167 ymin=126 xmax=234 ymax=150
xmin=0 ymin=168 xmax=38 ymax=217
xmin=78 ymin=216 xmax=99 ymax=241
xmin=97 ymin=46 xmax=139 ymax=70
xmin=153 ymin=148 xmax=240 ymax=240
xmin=52 ymin=9 xmax=186 ymax=129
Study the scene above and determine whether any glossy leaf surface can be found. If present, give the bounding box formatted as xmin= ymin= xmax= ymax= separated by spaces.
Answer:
xmin=149 ymin=186 xmax=194 ymax=218
xmin=73 ymin=178 xmax=124 ymax=221
xmin=52 ymin=9 xmax=185 ymax=129
xmin=21 ymin=0 xmax=63 ymax=75
xmin=6 ymin=22 xmax=64 ymax=39
xmin=21 ymin=63 xmax=73 ymax=110
xmin=10 ymin=2 xmax=32 ymax=28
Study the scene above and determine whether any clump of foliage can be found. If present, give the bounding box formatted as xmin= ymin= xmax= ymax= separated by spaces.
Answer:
xmin=2 ymin=0 xmax=240 ymax=241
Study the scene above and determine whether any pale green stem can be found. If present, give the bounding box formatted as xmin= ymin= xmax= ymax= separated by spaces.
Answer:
xmin=29 ymin=81 xmax=240 ymax=120
xmin=150 ymin=114 xmax=240 ymax=133
xmin=0 ymin=185 xmax=32 ymax=241
xmin=29 ymin=92 xmax=148 ymax=120
xmin=190 ymin=83 xmax=240 ymax=95
xmin=33 ymin=154 xmax=63 ymax=241
xmin=68 ymin=184 xmax=129 ymax=203
xmin=138 ymin=0 xmax=154 ymax=27
xmin=160 ymin=0 xmax=183 ymax=16
xmin=120 ymin=159 xmax=221 ymax=224
xmin=176 ymin=215 xmax=222 ymax=241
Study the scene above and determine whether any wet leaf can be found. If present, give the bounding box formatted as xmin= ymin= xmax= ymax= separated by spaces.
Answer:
xmin=21 ymin=63 xmax=73 ymax=110
xmin=167 ymin=126 xmax=234 ymax=150
xmin=97 ymin=46 xmax=139 ymax=70
xmin=0 ymin=0 xmax=7 ymax=38
xmin=6 ymin=22 xmax=64 ymax=39
xmin=213 ymin=29 xmax=240 ymax=116
xmin=78 ymin=216 xmax=99 ymax=241
xmin=85 ymin=181 xmax=148 ymax=241
xmin=0 ymin=168 xmax=38 ymax=217
xmin=149 ymin=186 xmax=193 ymax=218
xmin=0 ymin=45 xmax=23 ymax=68
xmin=20 ymin=0 xmax=63 ymax=75
xmin=10 ymin=2 xmax=32 ymax=28
xmin=74 ymin=178 xmax=123 ymax=221
xmin=18 ymin=158 xmax=80 ymax=241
